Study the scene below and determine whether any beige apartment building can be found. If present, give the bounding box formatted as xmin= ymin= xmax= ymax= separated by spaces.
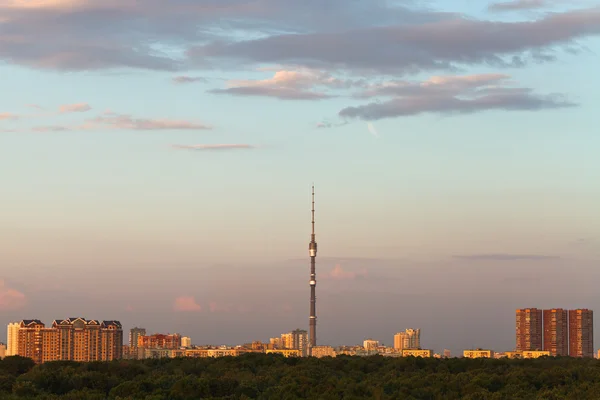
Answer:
xmin=16 ymin=318 xmax=123 ymax=363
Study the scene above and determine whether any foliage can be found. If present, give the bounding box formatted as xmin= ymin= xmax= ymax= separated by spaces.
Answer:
xmin=2 ymin=354 xmax=600 ymax=399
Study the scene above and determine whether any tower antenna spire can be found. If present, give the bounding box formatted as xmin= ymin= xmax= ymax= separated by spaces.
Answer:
xmin=308 ymin=184 xmax=318 ymax=350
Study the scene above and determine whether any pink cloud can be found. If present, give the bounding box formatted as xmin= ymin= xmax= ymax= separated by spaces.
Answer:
xmin=172 ymin=144 xmax=255 ymax=151
xmin=90 ymin=113 xmax=212 ymax=130
xmin=0 ymin=280 xmax=27 ymax=311
xmin=173 ymin=296 xmax=202 ymax=312
xmin=0 ymin=112 xmax=18 ymax=120
xmin=328 ymin=264 xmax=368 ymax=280
xmin=59 ymin=103 xmax=92 ymax=113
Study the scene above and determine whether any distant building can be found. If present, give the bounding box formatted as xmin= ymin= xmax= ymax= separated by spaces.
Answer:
xmin=181 ymin=337 xmax=192 ymax=348
xmin=138 ymin=333 xmax=182 ymax=350
xmin=0 ymin=343 xmax=6 ymax=359
xmin=311 ymin=346 xmax=336 ymax=358
xmin=6 ymin=322 xmax=20 ymax=356
xmin=516 ymin=308 xmax=543 ymax=351
xmin=463 ymin=349 xmax=494 ymax=358
xmin=266 ymin=349 xmax=301 ymax=357
xmin=443 ymin=349 xmax=451 ymax=358
xmin=543 ymin=309 xmax=568 ymax=356
xmin=521 ymin=350 xmax=551 ymax=359
xmin=363 ymin=339 xmax=380 ymax=352
xmin=569 ymin=309 xmax=594 ymax=358
xmin=129 ymin=327 xmax=146 ymax=349
xmin=402 ymin=349 xmax=433 ymax=358
xmin=394 ymin=329 xmax=420 ymax=351
xmin=269 ymin=337 xmax=281 ymax=349
xmin=280 ymin=330 xmax=308 ymax=356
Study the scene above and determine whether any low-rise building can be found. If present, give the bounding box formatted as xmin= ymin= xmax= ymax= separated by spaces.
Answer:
xmin=463 ymin=349 xmax=494 ymax=358
xmin=402 ymin=349 xmax=433 ymax=358
xmin=311 ymin=346 xmax=336 ymax=358
xmin=266 ymin=349 xmax=301 ymax=357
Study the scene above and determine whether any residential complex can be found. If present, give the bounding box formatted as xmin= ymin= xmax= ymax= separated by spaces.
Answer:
xmin=11 ymin=318 xmax=122 ymax=364
xmin=6 ymin=322 xmax=19 ymax=357
xmin=516 ymin=308 xmax=593 ymax=357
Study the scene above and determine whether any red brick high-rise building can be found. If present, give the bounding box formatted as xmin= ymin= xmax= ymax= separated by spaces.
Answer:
xmin=516 ymin=308 xmax=543 ymax=351
xmin=543 ymin=309 xmax=568 ymax=356
xmin=569 ymin=309 xmax=593 ymax=358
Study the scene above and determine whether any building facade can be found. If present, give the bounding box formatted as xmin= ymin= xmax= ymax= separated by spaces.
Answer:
xmin=16 ymin=318 xmax=122 ymax=364
xmin=543 ymin=309 xmax=568 ymax=356
xmin=6 ymin=322 xmax=20 ymax=357
xmin=394 ymin=329 xmax=420 ymax=351
xmin=569 ymin=309 xmax=594 ymax=358
xmin=181 ymin=337 xmax=192 ymax=348
xmin=310 ymin=346 xmax=336 ymax=358
xmin=402 ymin=349 xmax=433 ymax=358
xmin=463 ymin=349 xmax=494 ymax=358
xmin=516 ymin=308 xmax=543 ymax=351
xmin=129 ymin=327 xmax=146 ymax=349
xmin=138 ymin=333 xmax=182 ymax=349
xmin=363 ymin=339 xmax=380 ymax=352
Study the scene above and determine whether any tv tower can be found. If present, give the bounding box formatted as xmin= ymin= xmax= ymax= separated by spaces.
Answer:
xmin=309 ymin=185 xmax=318 ymax=348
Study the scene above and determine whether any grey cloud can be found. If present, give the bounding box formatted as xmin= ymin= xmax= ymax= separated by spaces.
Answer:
xmin=90 ymin=113 xmax=212 ymax=130
xmin=0 ymin=0 xmax=439 ymax=71
xmin=339 ymin=89 xmax=575 ymax=120
xmin=316 ymin=121 xmax=349 ymax=129
xmin=172 ymin=76 xmax=209 ymax=84
xmin=209 ymin=86 xmax=332 ymax=100
xmin=489 ymin=0 xmax=549 ymax=11
xmin=193 ymin=8 xmax=600 ymax=73
xmin=453 ymin=254 xmax=560 ymax=261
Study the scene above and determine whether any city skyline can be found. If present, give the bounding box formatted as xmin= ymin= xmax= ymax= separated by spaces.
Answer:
xmin=1 ymin=0 xmax=600 ymax=355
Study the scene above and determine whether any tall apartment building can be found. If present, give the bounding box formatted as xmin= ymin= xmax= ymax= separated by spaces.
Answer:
xmin=279 ymin=330 xmax=308 ymax=356
xmin=394 ymin=329 xmax=420 ymax=351
xmin=569 ymin=309 xmax=593 ymax=358
xmin=129 ymin=327 xmax=146 ymax=349
xmin=6 ymin=322 xmax=20 ymax=356
xmin=138 ymin=333 xmax=182 ymax=349
xmin=17 ymin=320 xmax=45 ymax=363
xmin=181 ymin=337 xmax=192 ymax=348
xmin=516 ymin=308 xmax=543 ymax=351
xmin=0 ymin=343 xmax=6 ymax=359
xmin=363 ymin=339 xmax=380 ymax=351
xmin=16 ymin=318 xmax=122 ymax=363
xmin=543 ymin=309 xmax=568 ymax=356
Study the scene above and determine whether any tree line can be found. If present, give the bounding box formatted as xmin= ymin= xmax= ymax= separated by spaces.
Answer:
xmin=1 ymin=354 xmax=599 ymax=399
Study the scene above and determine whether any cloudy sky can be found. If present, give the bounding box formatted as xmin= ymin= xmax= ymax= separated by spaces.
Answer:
xmin=1 ymin=0 xmax=599 ymax=354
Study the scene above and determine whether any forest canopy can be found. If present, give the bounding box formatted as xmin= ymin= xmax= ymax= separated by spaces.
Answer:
xmin=1 ymin=354 xmax=599 ymax=399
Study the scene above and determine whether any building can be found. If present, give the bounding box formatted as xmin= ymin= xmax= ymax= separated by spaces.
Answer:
xmin=138 ymin=333 xmax=182 ymax=349
xmin=363 ymin=339 xmax=380 ymax=352
xmin=521 ymin=350 xmax=551 ymax=359
xmin=516 ymin=308 xmax=543 ymax=351
xmin=569 ymin=309 xmax=594 ymax=358
xmin=6 ymin=322 xmax=20 ymax=356
xmin=394 ymin=329 xmax=420 ymax=351
xmin=266 ymin=349 xmax=301 ymax=357
xmin=291 ymin=329 xmax=309 ymax=357
xmin=280 ymin=330 xmax=308 ymax=356
xmin=543 ymin=309 xmax=568 ymax=356
xmin=181 ymin=337 xmax=192 ymax=348
xmin=463 ymin=349 xmax=494 ymax=358
xmin=15 ymin=318 xmax=122 ymax=364
xmin=311 ymin=346 xmax=336 ymax=358
xmin=0 ymin=343 xmax=6 ymax=359
xmin=17 ymin=320 xmax=45 ymax=363
xmin=129 ymin=327 xmax=146 ymax=349
xmin=402 ymin=349 xmax=433 ymax=358
xmin=443 ymin=349 xmax=451 ymax=358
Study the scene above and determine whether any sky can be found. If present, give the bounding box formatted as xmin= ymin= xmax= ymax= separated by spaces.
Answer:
xmin=1 ymin=0 xmax=600 ymax=355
